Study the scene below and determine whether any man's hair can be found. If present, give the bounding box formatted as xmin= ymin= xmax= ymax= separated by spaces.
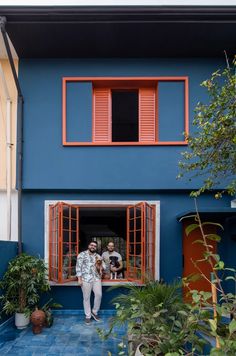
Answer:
xmin=107 ymin=241 xmax=114 ymax=245
xmin=89 ymin=240 xmax=98 ymax=245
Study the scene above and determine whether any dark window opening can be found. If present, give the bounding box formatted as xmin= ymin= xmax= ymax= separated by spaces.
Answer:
xmin=79 ymin=207 xmax=127 ymax=279
xmin=112 ymin=90 xmax=139 ymax=142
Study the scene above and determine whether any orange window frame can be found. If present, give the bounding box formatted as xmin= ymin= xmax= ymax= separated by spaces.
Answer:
xmin=49 ymin=202 xmax=79 ymax=283
xmin=49 ymin=202 xmax=156 ymax=284
xmin=126 ymin=202 xmax=155 ymax=283
xmin=62 ymin=77 xmax=189 ymax=146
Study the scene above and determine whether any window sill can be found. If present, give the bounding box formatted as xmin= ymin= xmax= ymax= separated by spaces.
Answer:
xmin=63 ymin=141 xmax=188 ymax=146
xmin=49 ymin=280 xmax=140 ymax=286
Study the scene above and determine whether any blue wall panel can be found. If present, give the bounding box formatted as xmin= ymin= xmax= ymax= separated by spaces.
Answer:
xmin=66 ymin=82 xmax=92 ymax=142
xmin=49 ymin=286 xmax=128 ymax=310
xmin=19 ymin=58 xmax=226 ymax=190
xmin=0 ymin=241 xmax=18 ymax=324
xmin=0 ymin=241 xmax=18 ymax=280
xmin=158 ymin=81 xmax=185 ymax=141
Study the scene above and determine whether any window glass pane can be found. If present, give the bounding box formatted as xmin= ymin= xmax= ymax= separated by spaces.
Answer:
xmin=63 ymin=231 xmax=69 ymax=243
xmin=129 ymin=208 xmax=134 ymax=219
xmin=63 ymin=206 xmax=69 ymax=218
xmin=71 ymin=231 xmax=77 ymax=244
xmin=136 ymin=243 xmax=142 ymax=256
xmin=129 ymin=244 xmax=135 ymax=255
xmin=71 ymin=218 xmax=77 ymax=231
xmin=129 ymin=231 xmax=135 ymax=243
xmin=136 ymin=217 xmax=141 ymax=231
xmin=136 ymin=230 xmax=141 ymax=243
xmin=129 ymin=218 xmax=134 ymax=231
xmin=136 ymin=207 xmax=142 ymax=218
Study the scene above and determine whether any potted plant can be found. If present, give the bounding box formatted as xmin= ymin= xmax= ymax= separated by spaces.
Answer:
xmin=98 ymin=280 xmax=207 ymax=355
xmin=0 ymin=253 xmax=50 ymax=329
xmin=40 ymin=298 xmax=62 ymax=327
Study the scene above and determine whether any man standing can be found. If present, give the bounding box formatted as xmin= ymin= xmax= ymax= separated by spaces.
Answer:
xmin=102 ymin=241 xmax=123 ymax=279
xmin=76 ymin=241 xmax=105 ymax=325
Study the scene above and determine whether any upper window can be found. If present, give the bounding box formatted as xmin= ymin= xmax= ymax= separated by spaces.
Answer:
xmin=62 ymin=77 xmax=189 ymax=146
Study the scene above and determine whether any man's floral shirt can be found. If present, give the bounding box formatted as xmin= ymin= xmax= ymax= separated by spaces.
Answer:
xmin=76 ymin=250 xmax=105 ymax=282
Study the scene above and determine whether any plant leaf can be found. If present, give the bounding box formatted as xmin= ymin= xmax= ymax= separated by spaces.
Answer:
xmin=229 ymin=319 xmax=236 ymax=335
xmin=205 ymin=234 xmax=221 ymax=242
xmin=202 ymin=222 xmax=224 ymax=230
xmin=185 ymin=224 xmax=199 ymax=236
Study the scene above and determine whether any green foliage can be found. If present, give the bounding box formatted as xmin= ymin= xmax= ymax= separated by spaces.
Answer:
xmin=183 ymin=207 xmax=236 ymax=355
xmin=97 ymin=280 xmax=207 ymax=355
xmin=178 ymin=59 xmax=236 ymax=197
xmin=0 ymin=253 xmax=50 ymax=316
xmin=40 ymin=298 xmax=62 ymax=327
xmin=100 ymin=201 xmax=236 ymax=355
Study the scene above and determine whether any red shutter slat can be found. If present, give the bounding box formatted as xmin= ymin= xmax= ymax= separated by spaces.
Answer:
xmin=139 ymin=88 xmax=156 ymax=142
xmin=93 ymin=88 xmax=111 ymax=142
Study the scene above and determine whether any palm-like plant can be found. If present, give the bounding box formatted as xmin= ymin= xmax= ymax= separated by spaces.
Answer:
xmin=98 ymin=280 xmax=206 ymax=355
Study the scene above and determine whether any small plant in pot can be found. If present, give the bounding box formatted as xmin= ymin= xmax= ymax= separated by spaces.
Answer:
xmin=0 ymin=253 xmax=50 ymax=329
xmin=41 ymin=298 xmax=62 ymax=328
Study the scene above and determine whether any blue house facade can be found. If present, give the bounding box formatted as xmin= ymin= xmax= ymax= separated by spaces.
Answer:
xmin=1 ymin=5 xmax=236 ymax=308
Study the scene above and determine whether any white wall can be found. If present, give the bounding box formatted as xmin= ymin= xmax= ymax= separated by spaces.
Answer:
xmin=0 ymin=190 xmax=18 ymax=241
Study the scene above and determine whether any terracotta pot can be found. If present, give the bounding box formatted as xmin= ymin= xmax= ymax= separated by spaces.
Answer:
xmin=30 ymin=308 xmax=46 ymax=334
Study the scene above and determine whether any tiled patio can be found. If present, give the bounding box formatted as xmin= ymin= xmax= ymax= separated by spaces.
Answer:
xmin=0 ymin=310 xmax=127 ymax=355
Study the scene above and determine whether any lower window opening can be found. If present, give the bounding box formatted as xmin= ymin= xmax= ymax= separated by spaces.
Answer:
xmin=79 ymin=207 xmax=127 ymax=280
xmin=49 ymin=202 xmax=155 ymax=284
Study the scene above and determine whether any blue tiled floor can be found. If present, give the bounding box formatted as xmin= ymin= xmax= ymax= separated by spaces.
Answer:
xmin=0 ymin=311 xmax=127 ymax=355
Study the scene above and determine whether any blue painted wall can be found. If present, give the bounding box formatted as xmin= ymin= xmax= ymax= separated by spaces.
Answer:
xmin=22 ymin=191 xmax=236 ymax=309
xmin=21 ymin=190 xmax=234 ymax=307
xmin=0 ymin=241 xmax=18 ymax=324
xmin=19 ymin=58 xmax=226 ymax=190
xmin=0 ymin=241 xmax=18 ymax=280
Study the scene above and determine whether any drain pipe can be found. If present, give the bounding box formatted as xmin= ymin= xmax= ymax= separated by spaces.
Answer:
xmin=0 ymin=16 xmax=23 ymax=254
xmin=0 ymin=64 xmax=12 ymax=241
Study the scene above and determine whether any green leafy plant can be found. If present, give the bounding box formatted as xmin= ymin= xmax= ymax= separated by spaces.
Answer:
xmin=0 ymin=253 xmax=50 ymax=316
xmin=178 ymin=58 xmax=236 ymax=198
xmin=182 ymin=201 xmax=236 ymax=355
xmin=98 ymin=280 xmax=206 ymax=355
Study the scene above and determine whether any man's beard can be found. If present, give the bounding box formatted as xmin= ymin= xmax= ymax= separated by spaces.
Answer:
xmin=88 ymin=248 xmax=96 ymax=254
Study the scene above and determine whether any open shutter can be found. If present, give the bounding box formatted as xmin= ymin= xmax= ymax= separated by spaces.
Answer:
xmin=93 ymin=88 xmax=111 ymax=142
xmin=139 ymin=88 xmax=156 ymax=142
xmin=144 ymin=203 xmax=155 ymax=280
xmin=127 ymin=202 xmax=145 ymax=282
xmin=49 ymin=202 xmax=79 ymax=283
xmin=60 ymin=202 xmax=80 ymax=283
xmin=49 ymin=203 xmax=61 ymax=282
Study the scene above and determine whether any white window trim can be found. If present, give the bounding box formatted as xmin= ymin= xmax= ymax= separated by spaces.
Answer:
xmin=44 ymin=200 xmax=160 ymax=281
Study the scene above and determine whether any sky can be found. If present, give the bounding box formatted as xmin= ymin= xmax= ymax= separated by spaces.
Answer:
xmin=0 ymin=1 xmax=236 ymax=6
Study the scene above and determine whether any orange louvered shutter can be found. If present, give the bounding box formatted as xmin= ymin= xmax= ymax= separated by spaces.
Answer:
xmin=93 ymin=88 xmax=111 ymax=142
xmin=139 ymin=88 xmax=156 ymax=142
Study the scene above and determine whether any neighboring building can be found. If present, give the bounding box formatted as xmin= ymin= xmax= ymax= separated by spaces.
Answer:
xmin=0 ymin=35 xmax=18 ymax=242
xmin=0 ymin=5 xmax=235 ymax=308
